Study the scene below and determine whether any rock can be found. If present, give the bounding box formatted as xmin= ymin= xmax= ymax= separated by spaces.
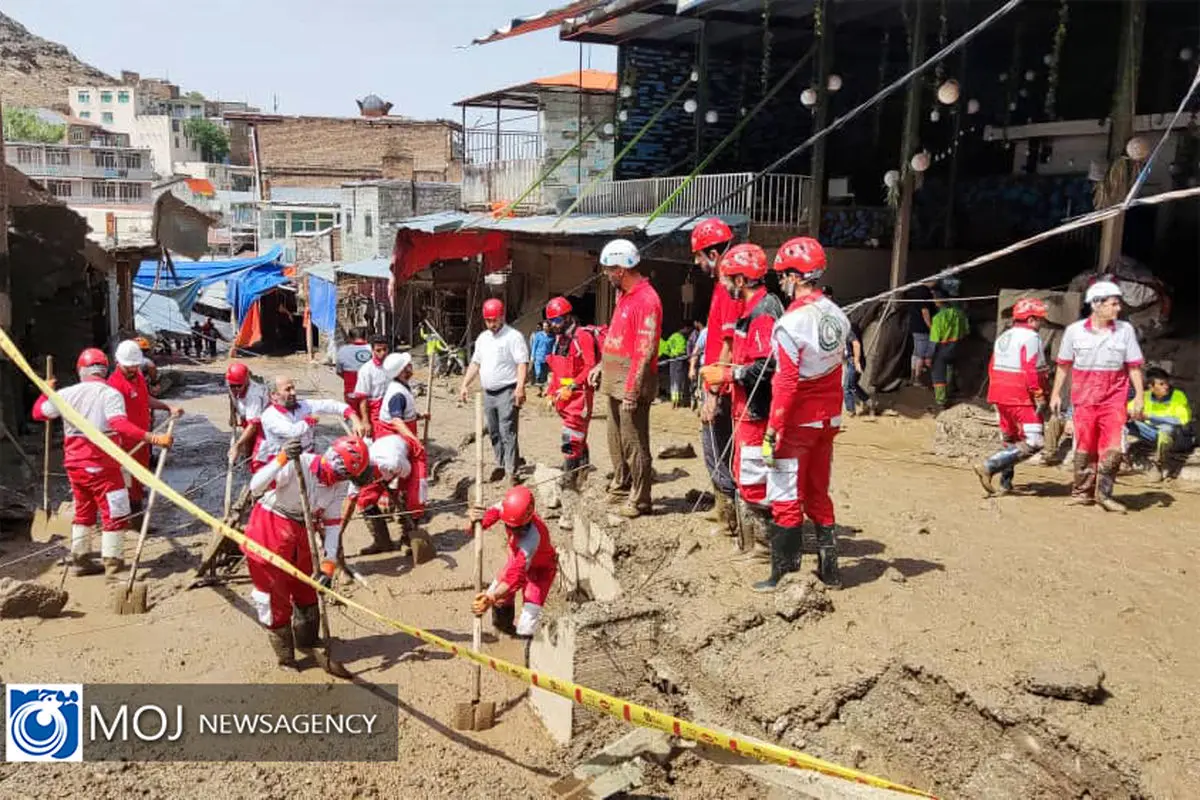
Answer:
xmin=1018 ymin=662 xmax=1106 ymax=704
xmin=457 ymin=432 xmax=475 ymax=449
xmin=531 ymin=464 xmax=563 ymax=509
xmin=770 ymin=715 xmax=790 ymax=738
xmin=0 ymin=577 xmax=68 ymax=618
xmin=884 ymin=566 xmax=907 ymax=583
xmin=655 ymin=442 xmax=696 ymax=460
xmin=774 ymin=575 xmax=834 ymax=622
xmin=557 ymin=516 xmax=574 ymax=531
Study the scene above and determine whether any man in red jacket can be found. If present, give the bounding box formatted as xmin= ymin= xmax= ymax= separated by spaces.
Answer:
xmin=108 ymin=339 xmax=182 ymax=512
xmin=974 ymin=298 xmax=1050 ymax=495
xmin=469 ymin=486 xmax=558 ymax=638
xmin=699 ymin=244 xmax=783 ymax=556
xmin=691 ymin=218 xmax=742 ymax=534
xmin=759 ymin=237 xmax=850 ymax=591
xmin=544 ymin=295 xmax=601 ymax=491
xmin=33 ymin=348 xmax=174 ymax=575
xmin=597 ymin=239 xmax=662 ymax=518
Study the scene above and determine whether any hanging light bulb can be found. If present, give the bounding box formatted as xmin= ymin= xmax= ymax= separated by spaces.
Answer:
xmin=1008 ymin=101 xmax=1018 ymax=111
xmin=929 ymin=109 xmax=941 ymax=122
xmin=620 ymin=85 xmax=633 ymax=99
xmin=1181 ymin=47 xmax=1195 ymax=61
xmin=998 ymin=72 xmax=1008 ymax=82
xmin=1018 ymin=88 xmax=1028 ymax=98
xmin=936 ymin=80 xmax=960 ymax=105
xmin=683 ymin=98 xmax=698 ymax=114
xmin=1024 ymin=69 xmax=1036 ymax=81
xmin=690 ymin=69 xmax=700 ymax=82
xmin=826 ymin=74 xmax=843 ymax=92
xmin=883 ymin=169 xmax=901 ymax=189
xmin=618 ymin=109 xmax=628 ymax=122
xmin=602 ymin=123 xmax=615 ymax=136
xmin=800 ymin=88 xmax=818 ymax=107
xmin=967 ymin=98 xmax=980 ymax=115
xmin=1126 ymin=136 xmax=1151 ymax=161
xmin=910 ymin=151 xmax=931 ymax=172
xmin=1043 ymin=54 xmax=1053 ymax=66
xmin=704 ymin=109 xmax=719 ymax=124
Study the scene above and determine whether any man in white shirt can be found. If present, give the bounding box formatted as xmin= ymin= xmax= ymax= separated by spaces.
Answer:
xmin=335 ymin=328 xmax=372 ymax=405
xmin=459 ymin=298 xmax=530 ymax=485
xmin=258 ymin=375 xmax=369 ymax=463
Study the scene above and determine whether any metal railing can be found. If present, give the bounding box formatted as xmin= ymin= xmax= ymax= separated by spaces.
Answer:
xmin=574 ymin=172 xmax=812 ymax=225
xmin=11 ymin=160 xmax=155 ymax=182
xmin=463 ymin=128 xmax=543 ymax=165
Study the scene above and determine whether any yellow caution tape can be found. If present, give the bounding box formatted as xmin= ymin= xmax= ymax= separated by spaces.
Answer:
xmin=0 ymin=327 xmax=935 ymax=798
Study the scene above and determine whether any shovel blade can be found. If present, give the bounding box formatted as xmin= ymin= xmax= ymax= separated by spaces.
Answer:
xmin=452 ymin=702 xmax=475 ymax=731
xmin=31 ymin=502 xmax=73 ymax=542
xmin=111 ymin=582 xmax=149 ymax=615
xmin=311 ymin=649 xmax=353 ymax=679
xmin=409 ymin=530 xmax=435 ymax=566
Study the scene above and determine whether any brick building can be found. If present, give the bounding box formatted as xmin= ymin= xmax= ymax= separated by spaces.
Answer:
xmin=227 ymin=109 xmax=464 ymax=190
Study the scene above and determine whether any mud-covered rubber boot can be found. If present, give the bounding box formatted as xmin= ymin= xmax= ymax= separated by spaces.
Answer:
xmin=998 ymin=467 xmax=1015 ymax=494
xmin=976 ymin=446 xmax=1023 ymax=496
xmin=816 ymin=524 xmax=842 ymax=589
xmin=70 ymin=553 xmax=105 ymax=577
xmin=1067 ymin=451 xmax=1096 ymax=506
xmin=1096 ymin=451 xmax=1126 ymax=514
xmin=492 ymin=603 xmax=517 ymax=636
xmin=752 ymin=523 xmax=798 ymax=593
xmin=703 ymin=488 xmax=730 ymax=523
xmin=359 ymin=509 xmax=394 ymax=555
xmin=292 ymin=603 xmax=321 ymax=650
xmin=268 ymin=625 xmax=296 ymax=667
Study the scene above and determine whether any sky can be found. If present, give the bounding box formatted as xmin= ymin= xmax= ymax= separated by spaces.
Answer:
xmin=5 ymin=0 xmax=616 ymax=123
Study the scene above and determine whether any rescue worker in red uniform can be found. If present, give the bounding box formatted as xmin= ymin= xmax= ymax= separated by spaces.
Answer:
xmin=597 ymin=239 xmax=662 ymax=518
xmin=1050 ymin=280 xmax=1145 ymax=512
xmin=347 ymin=435 xmax=425 ymax=556
xmin=244 ymin=435 xmax=370 ymax=666
xmin=380 ymin=352 xmax=422 ymax=438
xmin=691 ymin=217 xmax=742 ymax=534
xmin=107 ymin=339 xmax=182 ymax=512
xmin=759 ymin=237 xmax=850 ymax=591
xmin=226 ymin=362 xmax=271 ymax=474
xmin=974 ymin=298 xmax=1050 ymax=495
xmin=335 ymin=329 xmax=372 ymax=405
xmin=32 ymin=348 xmax=174 ymax=575
xmin=699 ymin=244 xmax=783 ymax=556
xmin=351 ymin=334 xmax=392 ymax=436
xmin=469 ymin=486 xmax=558 ymax=638
xmin=544 ymin=296 xmax=601 ymax=491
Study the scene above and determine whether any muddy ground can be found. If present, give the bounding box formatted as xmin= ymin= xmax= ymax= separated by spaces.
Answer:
xmin=1 ymin=354 xmax=1197 ymax=799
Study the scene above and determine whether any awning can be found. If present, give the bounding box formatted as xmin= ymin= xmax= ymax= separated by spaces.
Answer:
xmin=471 ymin=0 xmax=604 ymax=45
xmin=391 ymin=211 xmax=749 ymax=238
xmin=393 ymin=229 xmax=510 ymax=285
xmin=456 ymin=69 xmax=616 ymax=110
xmin=135 ymin=244 xmax=285 ymax=288
xmin=132 ymin=282 xmax=203 ymax=336
xmin=337 ymin=256 xmax=392 ymax=280
xmin=185 ymin=178 xmax=216 ymax=197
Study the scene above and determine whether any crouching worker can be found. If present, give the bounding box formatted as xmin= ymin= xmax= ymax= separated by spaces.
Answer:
xmin=468 ymin=486 xmax=558 ymax=638
xmin=350 ymin=435 xmax=425 ymax=556
xmin=243 ymin=435 xmax=370 ymax=667
xmin=1127 ymin=367 xmax=1194 ymax=481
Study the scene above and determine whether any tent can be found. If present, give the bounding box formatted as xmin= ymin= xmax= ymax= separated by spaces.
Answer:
xmin=134 ymin=244 xmax=285 ymax=289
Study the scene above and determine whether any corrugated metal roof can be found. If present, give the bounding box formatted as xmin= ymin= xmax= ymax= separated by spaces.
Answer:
xmin=393 ymin=211 xmax=747 ymax=238
xmin=305 ymin=262 xmax=338 ymax=283
xmin=337 ymin=257 xmax=391 ymax=280
xmin=267 ymin=187 xmax=343 ymax=207
xmin=472 ymin=0 xmax=603 ymax=45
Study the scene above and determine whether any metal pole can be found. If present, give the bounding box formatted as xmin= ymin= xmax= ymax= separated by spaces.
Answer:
xmin=889 ymin=0 xmax=926 ymax=289
xmin=577 ymin=42 xmax=584 ymax=186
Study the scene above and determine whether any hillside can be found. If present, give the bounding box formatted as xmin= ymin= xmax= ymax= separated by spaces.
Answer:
xmin=0 ymin=12 xmax=113 ymax=111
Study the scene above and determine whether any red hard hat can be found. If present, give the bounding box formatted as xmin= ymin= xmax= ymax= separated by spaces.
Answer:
xmin=225 ymin=362 xmax=250 ymax=386
xmin=1012 ymin=297 xmax=1048 ymax=321
xmin=499 ymin=485 xmax=535 ymax=527
xmin=324 ymin=436 xmax=370 ymax=480
xmin=690 ymin=217 xmax=734 ymax=254
xmin=545 ymin=296 xmax=572 ymax=319
xmin=482 ymin=298 xmax=504 ymax=320
xmin=773 ymin=236 xmax=827 ymax=280
xmin=719 ymin=243 xmax=769 ymax=281
xmin=76 ymin=347 xmax=109 ymax=371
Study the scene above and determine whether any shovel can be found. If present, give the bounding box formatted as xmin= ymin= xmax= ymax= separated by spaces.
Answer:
xmin=454 ymin=392 xmax=494 ymax=731
xmin=31 ymin=356 xmax=74 ymax=542
xmin=112 ymin=418 xmax=176 ymax=615
xmin=293 ymin=462 xmax=353 ymax=679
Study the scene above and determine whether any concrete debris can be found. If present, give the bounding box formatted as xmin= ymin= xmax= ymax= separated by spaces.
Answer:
xmin=0 ymin=577 xmax=68 ymax=618
xmin=1019 ymin=662 xmax=1106 ymax=704
xmin=532 ymin=463 xmax=564 ymax=509
xmin=933 ymin=403 xmax=1001 ymax=461
xmin=769 ymin=715 xmax=790 ymax=738
xmin=655 ymin=442 xmax=696 ymax=460
xmin=774 ymin=575 xmax=834 ymax=622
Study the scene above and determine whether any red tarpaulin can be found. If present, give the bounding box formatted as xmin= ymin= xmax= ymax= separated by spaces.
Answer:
xmin=392 ymin=230 xmax=510 ymax=285
xmin=232 ymin=300 xmax=263 ymax=348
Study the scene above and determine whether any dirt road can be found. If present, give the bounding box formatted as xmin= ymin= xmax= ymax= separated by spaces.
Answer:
xmin=1 ymin=355 xmax=1196 ymax=798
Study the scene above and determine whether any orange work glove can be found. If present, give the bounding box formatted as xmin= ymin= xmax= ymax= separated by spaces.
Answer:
xmin=147 ymin=432 xmax=174 ymax=449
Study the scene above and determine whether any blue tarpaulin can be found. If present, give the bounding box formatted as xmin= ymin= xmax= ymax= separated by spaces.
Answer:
xmin=133 ymin=282 xmax=203 ymax=335
xmin=308 ymin=273 xmax=338 ymax=335
xmin=227 ymin=264 xmax=291 ymax=324
xmin=134 ymin=245 xmax=285 ymax=288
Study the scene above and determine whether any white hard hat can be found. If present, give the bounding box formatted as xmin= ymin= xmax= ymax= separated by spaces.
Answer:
xmin=382 ymin=352 xmax=411 ymax=380
xmin=1085 ymin=280 xmax=1123 ymax=304
xmin=115 ymin=339 xmax=145 ymax=367
xmin=599 ymin=239 xmax=640 ymax=269
xmin=369 ymin=435 xmax=407 ymax=473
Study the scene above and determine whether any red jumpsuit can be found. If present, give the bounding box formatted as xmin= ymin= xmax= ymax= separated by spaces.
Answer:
xmin=352 ymin=358 xmax=390 ymax=435
xmin=353 ymin=429 xmax=427 ymax=519
xmin=546 ymin=324 xmax=600 ymax=476
xmin=107 ymin=367 xmax=153 ymax=505
xmin=479 ymin=506 xmax=558 ymax=637
xmin=766 ymin=292 xmax=849 ymax=528
xmin=987 ymin=323 xmax=1048 ymax=447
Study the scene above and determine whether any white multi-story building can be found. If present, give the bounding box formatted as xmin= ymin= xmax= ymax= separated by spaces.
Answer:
xmin=69 ymin=83 xmax=204 ymax=179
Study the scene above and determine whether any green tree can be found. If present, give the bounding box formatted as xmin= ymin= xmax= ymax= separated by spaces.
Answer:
xmin=184 ymin=90 xmax=205 ymax=101
xmin=2 ymin=107 xmax=65 ymax=144
xmin=183 ymin=118 xmax=229 ymax=163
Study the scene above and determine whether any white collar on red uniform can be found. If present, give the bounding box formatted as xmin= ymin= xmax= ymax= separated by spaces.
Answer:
xmin=786 ymin=289 xmax=825 ymax=312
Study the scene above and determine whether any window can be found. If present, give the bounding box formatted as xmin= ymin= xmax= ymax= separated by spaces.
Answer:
xmin=119 ymin=152 xmax=142 ymax=169
xmin=100 ymin=91 xmax=113 ymax=103
xmin=47 ymin=180 xmax=72 ymax=198
xmin=79 ymin=111 xmax=91 ymax=119
xmin=77 ymin=91 xmax=90 ymax=103
xmin=118 ymin=90 xmax=130 ymax=104
xmin=46 ymin=148 xmax=70 ymax=166
xmin=190 ymin=105 xmax=203 ymax=117
xmin=101 ymin=112 xmax=114 ymax=124
xmin=118 ymin=182 xmax=143 ymax=201
xmin=94 ymin=150 xmax=117 ymax=168
xmin=91 ymin=181 xmax=116 ymax=201
xmin=69 ymin=128 xmax=86 ymax=145
xmin=171 ymin=119 xmax=180 ymax=132
xmin=364 ymin=212 xmax=373 ymax=238
xmin=345 ymin=212 xmax=352 ymax=234
xmin=174 ymin=136 xmax=180 ymax=149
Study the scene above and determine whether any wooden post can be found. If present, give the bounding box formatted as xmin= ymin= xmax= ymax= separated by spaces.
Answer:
xmin=807 ymin=0 xmax=834 ymax=237
xmin=889 ymin=0 xmax=926 ymax=289
xmin=471 ymin=392 xmax=484 ymax=703
xmin=943 ymin=43 xmax=968 ymax=250
xmin=1097 ymin=0 xmax=1146 ymax=269
xmin=304 ymin=276 xmax=314 ymax=361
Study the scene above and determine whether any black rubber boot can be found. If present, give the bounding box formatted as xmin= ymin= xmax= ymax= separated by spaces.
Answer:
xmin=268 ymin=625 xmax=295 ymax=667
xmin=492 ymin=603 xmax=517 ymax=636
xmin=816 ymin=524 xmax=842 ymax=588
xmin=292 ymin=603 xmax=320 ymax=650
xmin=752 ymin=523 xmax=799 ymax=593
xmin=359 ymin=509 xmax=394 ymax=555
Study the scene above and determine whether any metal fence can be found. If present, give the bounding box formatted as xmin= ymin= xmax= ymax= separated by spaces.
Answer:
xmin=574 ymin=172 xmax=812 ymax=225
xmin=463 ymin=128 xmax=543 ymax=165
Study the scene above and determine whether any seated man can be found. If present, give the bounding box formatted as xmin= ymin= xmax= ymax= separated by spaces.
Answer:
xmin=1127 ymin=366 xmax=1194 ymax=480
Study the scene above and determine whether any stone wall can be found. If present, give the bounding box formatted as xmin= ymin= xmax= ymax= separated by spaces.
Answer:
xmin=539 ymin=88 xmax=616 ymax=207
xmin=342 ymin=181 xmax=461 ymax=263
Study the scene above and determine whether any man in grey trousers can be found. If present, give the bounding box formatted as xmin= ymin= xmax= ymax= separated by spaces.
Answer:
xmin=460 ymin=298 xmax=530 ymax=486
